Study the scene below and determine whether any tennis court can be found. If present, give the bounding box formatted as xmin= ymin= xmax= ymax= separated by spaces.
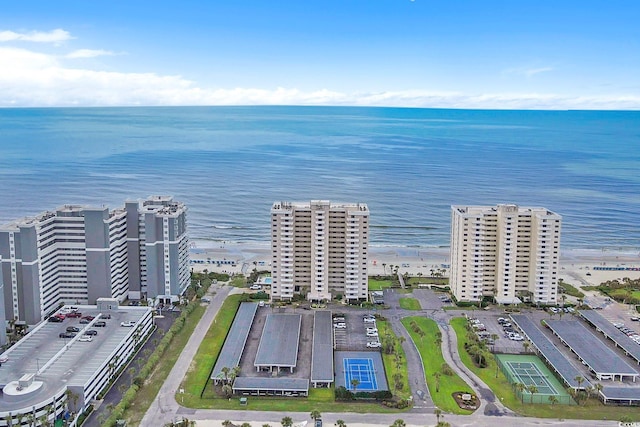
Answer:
xmin=496 ymin=354 xmax=574 ymax=404
xmin=343 ymin=357 xmax=378 ymax=391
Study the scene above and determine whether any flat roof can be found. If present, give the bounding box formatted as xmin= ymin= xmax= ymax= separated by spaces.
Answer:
xmin=601 ymin=386 xmax=640 ymax=401
xmin=232 ymin=377 xmax=309 ymax=392
xmin=210 ymin=302 xmax=258 ymax=380
xmin=579 ymin=310 xmax=640 ymax=363
xmin=311 ymin=311 xmax=334 ymax=383
xmin=510 ymin=315 xmax=592 ymax=389
xmin=254 ymin=314 xmax=301 ymax=368
xmin=0 ymin=305 xmax=151 ymax=411
xmin=546 ymin=320 xmax=638 ymax=377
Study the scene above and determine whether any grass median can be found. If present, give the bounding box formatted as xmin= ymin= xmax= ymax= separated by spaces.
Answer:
xmin=402 ymin=317 xmax=474 ymax=414
xmin=398 ymin=297 xmax=421 ymax=311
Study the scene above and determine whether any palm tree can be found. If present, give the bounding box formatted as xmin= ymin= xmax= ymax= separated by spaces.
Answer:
xmin=230 ymin=366 xmax=241 ymax=383
xmin=263 ymin=424 xmax=273 ymax=427
xmin=221 ymin=384 xmax=233 ymax=398
xmin=221 ymin=366 xmax=230 ymax=384
xmin=281 ymin=417 xmax=293 ymax=427
xmin=222 ymin=421 xmax=232 ymax=427
xmin=434 ymin=408 xmax=442 ymax=424
xmin=574 ymin=375 xmax=584 ymax=389
xmin=548 ymin=395 xmax=558 ymax=405
xmin=594 ymin=382 xmax=604 ymax=398
xmin=390 ymin=420 xmax=406 ymax=427
xmin=527 ymin=384 xmax=538 ymax=403
xmin=4 ymin=415 xmax=13 ymax=427
xmin=522 ymin=341 xmax=530 ymax=354
xmin=433 ymin=371 xmax=441 ymax=392
xmin=515 ymin=382 xmax=526 ymax=403
xmin=382 ymin=263 xmax=387 ymax=274
xmin=490 ymin=333 xmax=499 ymax=352
xmin=240 ymin=423 xmax=252 ymax=427
xmin=309 ymin=410 xmax=321 ymax=422
xmin=350 ymin=378 xmax=360 ymax=393
xmin=335 ymin=420 xmax=347 ymax=427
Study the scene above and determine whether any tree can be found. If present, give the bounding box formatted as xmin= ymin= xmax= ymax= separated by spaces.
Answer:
xmin=434 ymin=408 xmax=442 ymax=424
xmin=240 ymin=423 xmax=252 ymax=427
xmin=350 ymin=378 xmax=360 ymax=393
xmin=221 ymin=421 xmax=232 ymax=427
xmin=221 ymin=384 xmax=233 ymax=398
xmin=433 ymin=371 xmax=441 ymax=392
xmin=594 ymin=382 xmax=604 ymax=398
xmin=221 ymin=366 xmax=230 ymax=384
xmin=390 ymin=420 xmax=406 ymax=427
xmin=490 ymin=333 xmax=499 ymax=352
xmin=522 ymin=341 xmax=530 ymax=354
xmin=574 ymin=375 xmax=584 ymax=389
xmin=548 ymin=395 xmax=558 ymax=405
xmin=527 ymin=384 xmax=538 ymax=403
xmin=281 ymin=417 xmax=293 ymax=427
xmin=335 ymin=421 xmax=347 ymax=427
xmin=309 ymin=410 xmax=322 ymax=421
xmin=515 ymin=382 xmax=526 ymax=403
xmin=382 ymin=263 xmax=387 ymax=274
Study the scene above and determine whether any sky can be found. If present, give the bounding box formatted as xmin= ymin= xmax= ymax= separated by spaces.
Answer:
xmin=1 ymin=0 xmax=640 ymax=109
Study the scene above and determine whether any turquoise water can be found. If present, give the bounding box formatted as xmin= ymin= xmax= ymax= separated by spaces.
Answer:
xmin=0 ymin=106 xmax=638 ymax=249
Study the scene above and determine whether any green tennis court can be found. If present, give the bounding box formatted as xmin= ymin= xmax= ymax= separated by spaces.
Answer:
xmin=496 ymin=354 xmax=574 ymax=404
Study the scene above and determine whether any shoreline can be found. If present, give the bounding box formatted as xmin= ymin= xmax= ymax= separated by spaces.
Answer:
xmin=189 ymin=241 xmax=640 ymax=287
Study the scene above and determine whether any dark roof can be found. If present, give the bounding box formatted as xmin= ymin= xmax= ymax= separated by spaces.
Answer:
xmin=254 ymin=313 xmax=302 ymax=368
xmin=601 ymin=386 xmax=640 ymax=401
xmin=546 ymin=320 xmax=638 ymax=377
xmin=311 ymin=311 xmax=334 ymax=383
xmin=579 ymin=310 xmax=640 ymax=363
xmin=232 ymin=377 xmax=309 ymax=392
xmin=510 ymin=315 xmax=592 ymax=389
xmin=211 ymin=302 xmax=258 ymax=379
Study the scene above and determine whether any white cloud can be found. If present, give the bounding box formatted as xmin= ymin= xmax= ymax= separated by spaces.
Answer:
xmin=0 ymin=46 xmax=638 ymax=109
xmin=0 ymin=28 xmax=73 ymax=43
xmin=504 ymin=66 xmax=554 ymax=78
xmin=66 ymin=49 xmax=117 ymax=59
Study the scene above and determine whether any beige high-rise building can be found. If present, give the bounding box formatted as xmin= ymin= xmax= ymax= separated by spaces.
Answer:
xmin=271 ymin=200 xmax=369 ymax=302
xmin=450 ymin=204 xmax=561 ymax=305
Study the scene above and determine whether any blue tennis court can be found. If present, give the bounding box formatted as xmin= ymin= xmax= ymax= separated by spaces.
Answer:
xmin=343 ymin=357 xmax=378 ymax=391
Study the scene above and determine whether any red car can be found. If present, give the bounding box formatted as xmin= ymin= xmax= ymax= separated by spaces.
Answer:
xmin=55 ymin=314 xmax=66 ymax=320
xmin=66 ymin=312 xmax=82 ymax=318
xmin=81 ymin=315 xmax=95 ymax=321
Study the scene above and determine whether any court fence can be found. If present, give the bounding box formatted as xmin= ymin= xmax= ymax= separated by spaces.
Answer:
xmin=497 ymin=357 xmax=575 ymax=405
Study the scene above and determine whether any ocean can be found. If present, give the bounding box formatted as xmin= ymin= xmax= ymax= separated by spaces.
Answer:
xmin=0 ymin=106 xmax=638 ymax=250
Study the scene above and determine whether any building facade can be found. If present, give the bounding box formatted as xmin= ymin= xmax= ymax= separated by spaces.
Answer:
xmin=450 ymin=204 xmax=561 ymax=304
xmin=271 ymin=201 xmax=369 ymax=302
xmin=0 ymin=196 xmax=188 ymax=325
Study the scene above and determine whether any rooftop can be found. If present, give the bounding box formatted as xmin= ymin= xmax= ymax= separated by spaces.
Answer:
xmin=0 ymin=305 xmax=152 ymax=412
xmin=254 ymin=314 xmax=301 ymax=368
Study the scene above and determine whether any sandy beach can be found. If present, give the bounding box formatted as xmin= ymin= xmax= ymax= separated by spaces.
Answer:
xmin=189 ymin=242 xmax=640 ymax=290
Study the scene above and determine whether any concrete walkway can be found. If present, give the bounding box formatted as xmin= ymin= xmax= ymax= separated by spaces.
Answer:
xmin=140 ymin=283 xmax=231 ymax=426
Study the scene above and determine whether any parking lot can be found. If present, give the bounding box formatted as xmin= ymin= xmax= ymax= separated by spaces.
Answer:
xmin=464 ymin=311 xmax=530 ymax=354
xmin=333 ymin=311 xmax=380 ymax=351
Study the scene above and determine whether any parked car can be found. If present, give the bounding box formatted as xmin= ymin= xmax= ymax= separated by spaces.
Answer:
xmin=631 ymin=317 xmax=639 ymax=322
xmin=59 ymin=332 xmax=76 ymax=339
xmin=120 ymin=321 xmax=136 ymax=327
xmin=82 ymin=315 xmax=95 ymax=321
xmin=333 ymin=323 xmax=346 ymax=329
xmin=366 ymin=327 xmax=378 ymax=333
xmin=85 ymin=329 xmax=98 ymax=336
xmin=48 ymin=316 xmax=63 ymax=323
xmin=79 ymin=335 xmax=93 ymax=342
xmin=102 ymin=314 xmax=111 ymax=319
xmin=79 ymin=318 xmax=90 ymax=324
xmin=249 ymin=284 xmax=262 ymax=290
xmin=364 ymin=317 xmax=376 ymax=323
xmin=66 ymin=312 xmax=82 ymax=318
xmin=94 ymin=321 xmax=107 ymax=327
xmin=201 ymin=297 xmax=211 ymax=303
xmin=0 ymin=355 xmax=9 ymax=363
xmin=366 ymin=331 xmax=379 ymax=337
xmin=366 ymin=341 xmax=382 ymax=348
xmin=66 ymin=326 xmax=80 ymax=333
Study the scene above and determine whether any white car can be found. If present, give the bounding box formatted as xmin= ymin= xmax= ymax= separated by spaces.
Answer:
xmin=0 ymin=355 xmax=8 ymax=363
xmin=120 ymin=321 xmax=136 ymax=327
xmin=366 ymin=327 xmax=378 ymax=333
xmin=366 ymin=331 xmax=379 ymax=337
xmin=333 ymin=323 xmax=346 ymax=329
xmin=249 ymin=284 xmax=262 ymax=290
xmin=366 ymin=341 xmax=382 ymax=348
xmin=364 ymin=317 xmax=376 ymax=323
xmin=79 ymin=335 xmax=93 ymax=342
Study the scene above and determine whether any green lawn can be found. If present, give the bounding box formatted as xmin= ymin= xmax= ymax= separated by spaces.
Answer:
xmin=402 ymin=317 xmax=474 ymax=414
xmin=450 ymin=317 xmax=640 ymax=421
xmin=376 ymin=319 xmax=411 ymax=401
xmin=398 ymin=298 xmax=421 ymax=311
xmin=181 ymin=294 xmax=244 ymax=399
xmin=369 ymin=278 xmax=393 ymax=291
xmin=406 ymin=277 xmax=449 ymax=286
xmin=558 ymin=280 xmax=585 ymax=298
xmin=124 ymin=304 xmax=207 ymax=426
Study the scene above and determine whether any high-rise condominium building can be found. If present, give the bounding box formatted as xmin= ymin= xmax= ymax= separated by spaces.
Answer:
xmin=450 ymin=204 xmax=561 ymax=305
xmin=0 ymin=196 xmax=189 ymax=325
xmin=271 ymin=200 xmax=369 ymax=302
